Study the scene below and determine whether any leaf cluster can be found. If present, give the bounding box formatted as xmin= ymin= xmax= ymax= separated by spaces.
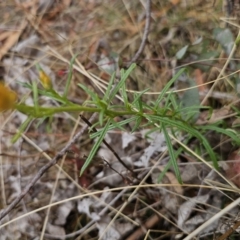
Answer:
xmin=12 ymin=62 xmax=240 ymax=183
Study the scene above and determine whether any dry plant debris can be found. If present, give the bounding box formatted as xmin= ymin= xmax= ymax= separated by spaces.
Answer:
xmin=1 ymin=0 xmax=240 ymax=239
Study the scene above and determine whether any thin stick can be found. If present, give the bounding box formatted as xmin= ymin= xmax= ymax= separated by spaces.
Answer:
xmin=80 ymin=114 xmax=136 ymax=180
xmin=217 ymin=218 xmax=240 ymax=240
xmin=102 ymin=158 xmax=130 ymax=184
xmin=127 ymin=0 xmax=151 ymax=67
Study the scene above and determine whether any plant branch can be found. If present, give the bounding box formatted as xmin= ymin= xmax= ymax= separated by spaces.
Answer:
xmin=127 ymin=0 xmax=151 ymax=67
xmin=0 ymin=113 xmax=97 ymax=221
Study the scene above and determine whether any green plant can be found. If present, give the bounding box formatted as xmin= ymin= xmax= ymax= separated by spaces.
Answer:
xmin=5 ymin=62 xmax=240 ymax=183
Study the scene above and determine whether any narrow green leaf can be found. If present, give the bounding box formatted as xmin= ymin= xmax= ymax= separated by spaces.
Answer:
xmin=99 ymin=110 xmax=104 ymax=126
xmin=143 ymin=128 xmax=159 ymax=138
xmin=200 ymin=135 xmax=218 ymax=169
xmin=32 ymin=81 xmax=39 ymax=115
xmin=148 ymin=115 xmax=189 ymax=133
xmin=121 ymin=80 xmax=128 ymax=108
xmin=109 ymin=63 xmax=136 ymax=100
xmin=16 ymin=81 xmax=72 ymax=104
xmin=154 ymin=68 xmax=186 ymax=109
xmin=103 ymin=72 xmax=115 ymax=102
xmin=109 ymin=118 xmax=126 ymax=132
xmin=107 ymin=105 xmax=125 ymax=112
xmin=78 ymin=84 xmax=99 ymax=102
xmin=169 ymin=93 xmax=178 ymax=111
xmin=157 ymin=160 xmax=172 ymax=183
xmin=198 ymin=125 xmax=240 ymax=144
xmin=132 ymin=88 xmax=150 ymax=106
xmin=157 ymin=147 xmax=182 ymax=183
xmin=63 ymin=53 xmax=78 ymax=98
xmin=141 ymin=102 xmax=155 ymax=112
xmin=179 ymin=105 xmax=201 ymax=121
xmin=90 ymin=116 xmax=136 ymax=138
xmin=131 ymin=116 xmax=142 ymax=133
xmin=138 ymin=97 xmax=143 ymax=113
xmin=163 ymin=91 xmax=173 ymax=109
xmin=11 ymin=116 xmax=34 ymax=143
xmin=122 ymin=63 xmax=136 ymax=80
xmin=133 ymin=92 xmax=143 ymax=113
xmin=36 ymin=117 xmax=47 ymax=128
xmin=162 ymin=124 xmax=182 ymax=183
xmin=149 ymin=115 xmax=218 ymax=168
xmin=16 ymin=81 xmax=33 ymax=89
xmin=80 ymin=118 xmax=111 ymax=176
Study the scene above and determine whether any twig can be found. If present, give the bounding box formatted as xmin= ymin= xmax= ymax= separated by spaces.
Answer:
xmin=80 ymin=115 xmax=136 ymax=180
xmin=0 ymin=113 xmax=97 ymax=221
xmin=216 ymin=219 xmax=240 ymax=240
xmin=127 ymin=0 xmax=151 ymax=67
xmin=102 ymin=158 xmax=132 ymax=184
xmin=126 ymin=214 xmax=160 ymax=240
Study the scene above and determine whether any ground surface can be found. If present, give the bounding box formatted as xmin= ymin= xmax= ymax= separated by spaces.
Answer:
xmin=1 ymin=1 xmax=240 ymax=239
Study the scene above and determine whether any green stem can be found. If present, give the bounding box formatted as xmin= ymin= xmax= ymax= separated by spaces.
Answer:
xmin=15 ymin=104 xmax=136 ymax=118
